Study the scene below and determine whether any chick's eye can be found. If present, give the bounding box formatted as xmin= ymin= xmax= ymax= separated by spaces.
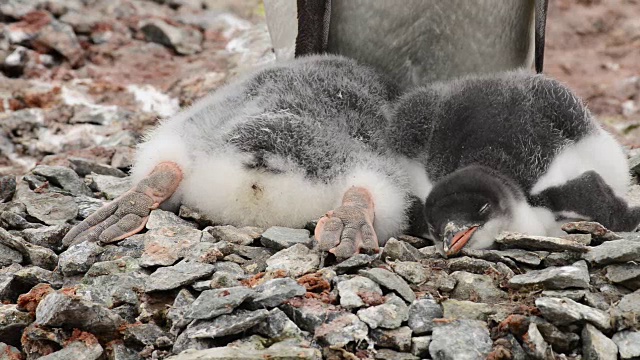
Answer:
xmin=479 ymin=203 xmax=490 ymax=215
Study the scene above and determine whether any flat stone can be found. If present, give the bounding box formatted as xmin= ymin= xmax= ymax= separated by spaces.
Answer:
xmin=68 ymin=157 xmax=126 ymax=178
xmin=535 ymin=297 xmax=611 ymax=330
xmin=192 ymin=272 xmax=242 ymax=291
xmin=21 ymin=224 xmax=70 ymax=252
xmin=521 ymin=323 xmax=551 ymax=360
xmin=167 ymin=289 xmax=196 ymax=336
xmin=38 ymin=337 xmax=103 ymax=360
xmin=370 ymin=326 xmax=412 ymax=352
xmin=74 ymin=196 xmax=106 ymax=220
xmin=418 ymin=246 xmax=440 ymax=258
xmin=584 ymin=240 xmax=640 ymax=265
xmin=145 ymin=260 xmax=215 ymax=292
xmin=98 ymin=235 xmax=145 ymax=261
xmin=562 ymin=233 xmax=593 ymax=245
xmin=562 ymin=221 xmax=620 ymax=241
xmin=429 ymin=320 xmax=492 ymax=360
xmin=0 ymin=304 xmax=34 ymax=347
xmin=0 ymin=176 xmax=16 ymax=203
xmin=139 ymin=226 xmax=204 ymax=266
xmin=391 ymin=261 xmax=427 ymax=284
xmin=543 ymin=251 xmax=583 ymax=267
xmin=337 ymin=275 xmax=383 ymax=309
xmin=265 ymin=243 xmax=319 ymax=277
xmin=450 ymin=271 xmax=508 ymax=302
xmin=179 ymin=205 xmax=215 ymax=227
xmin=616 ymin=290 xmax=640 ymax=314
xmin=333 ymin=253 xmax=378 ymax=274
xmin=85 ymin=256 xmax=141 ymax=277
xmin=105 ymin=340 xmax=144 ymax=360
xmin=582 ymin=323 xmax=618 ymax=360
xmin=58 ymin=241 xmax=104 ymax=276
xmin=35 ymin=292 xmax=124 ymax=336
xmin=123 ymin=323 xmax=171 ymax=347
xmin=254 ymin=308 xmax=303 ymax=339
xmin=188 ymin=309 xmax=269 ymax=339
xmin=280 ymin=298 xmax=337 ymax=333
xmin=441 ymin=299 xmax=495 ymax=321
xmin=164 ymin=346 xmax=321 ymax=360
xmin=314 ymin=312 xmax=368 ymax=347
xmin=78 ymin=272 xmax=146 ymax=308
xmin=87 ymin=174 xmax=131 ymax=200
xmin=374 ymin=349 xmax=419 ymax=360
xmin=0 ymin=241 xmax=22 ymax=267
xmin=496 ymin=232 xmax=589 ymax=252
xmin=408 ymin=297 xmax=443 ymax=335
xmin=509 ymin=260 xmax=590 ymax=290
xmin=140 ymin=18 xmax=203 ymax=55
xmin=459 ymin=248 xmax=517 ymax=268
xmin=32 ymin=165 xmax=93 ymax=197
xmin=531 ymin=317 xmax=580 ymax=354
xmin=245 ymin=277 xmax=306 ymax=308
xmin=207 ymin=225 xmax=261 ymax=246
xmin=359 ymin=267 xmax=416 ymax=303
xmin=260 ymin=226 xmax=311 ymax=250
xmin=410 ymin=336 xmax=431 ymax=358
xmin=381 ymin=238 xmax=424 ymax=262
xmin=20 ymin=190 xmax=78 ymax=225
xmin=187 ymin=287 xmax=255 ymax=320
xmin=541 ymin=289 xmax=587 ymax=302
xmin=606 ymin=263 xmax=640 ymax=290
xmin=356 ymin=294 xmax=409 ymax=329
xmin=14 ymin=266 xmax=63 ymax=288
xmin=448 ymin=256 xmax=514 ymax=278
xmin=146 ymin=209 xmax=197 ymax=230
xmin=612 ymin=330 xmax=640 ymax=359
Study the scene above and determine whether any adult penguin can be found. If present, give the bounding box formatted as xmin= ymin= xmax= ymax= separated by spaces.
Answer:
xmin=264 ymin=0 xmax=549 ymax=88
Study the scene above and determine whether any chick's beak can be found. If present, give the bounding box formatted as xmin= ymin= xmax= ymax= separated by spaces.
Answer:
xmin=443 ymin=223 xmax=479 ymax=257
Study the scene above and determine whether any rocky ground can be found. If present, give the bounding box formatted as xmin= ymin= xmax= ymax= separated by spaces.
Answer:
xmin=1 ymin=0 xmax=640 ymax=360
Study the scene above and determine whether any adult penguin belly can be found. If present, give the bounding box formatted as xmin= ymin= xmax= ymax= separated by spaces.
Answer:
xmin=264 ymin=0 xmax=546 ymax=89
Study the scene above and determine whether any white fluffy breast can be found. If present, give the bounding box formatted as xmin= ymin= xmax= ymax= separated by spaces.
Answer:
xmin=530 ymin=128 xmax=630 ymax=197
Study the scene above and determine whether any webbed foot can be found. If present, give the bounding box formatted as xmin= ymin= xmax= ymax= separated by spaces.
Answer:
xmin=315 ymin=187 xmax=379 ymax=261
xmin=63 ymin=162 xmax=183 ymax=245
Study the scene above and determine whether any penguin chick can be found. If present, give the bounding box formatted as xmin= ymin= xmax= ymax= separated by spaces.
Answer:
xmin=63 ymin=55 xmax=415 ymax=261
xmin=388 ymin=71 xmax=640 ymax=256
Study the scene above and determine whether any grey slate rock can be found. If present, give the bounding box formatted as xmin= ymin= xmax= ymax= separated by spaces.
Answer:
xmin=508 ymin=260 xmax=590 ymax=290
xmin=337 ymin=275 xmax=383 ymax=310
xmin=38 ymin=339 xmax=103 ymax=360
xmin=20 ymin=190 xmax=78 ymax=225
xmin=0 ymin=304 xmax=34 ymax=347
xmin=408 ymin=297 xmax=443 ymax=335
xmin=167 ymin=289 xmax=196 ymax=336
xmin=164 ymin=346 xmax=321 ymax=360
xmin=123 ymin=323 xmax=171 ymax=347
xmin=359 ymin=267 xmax=416 ymax=303
xmin=356 ymin=293 xmax=409 ymax=329
xmin=254 ymin=308 xmax=303 ymax=339
xmin=605 ymin=263 xmax=640 ymax=290
xmin=562 ymin=221 xmax=620 ymax=241
xmin=35 ymin=291 xmax=124 ymax=336
xmin=531 ymin=317 xmax=580 ymax=354
xmin=582 ymin=323 xmax=618 ymax=360
xmin=535 ymin=297 xmax=611 ymax=330
xmin=381 ymin=238 xmax=424 ymax=262
xmin=0 ymin=175 xmax=16 ymax=203
xmin=188 ymin=309 xmax=269 ymax=339
xmin=521 ymin=323 xmax=551 ymax=360
xmin=370 ymin=326 xmax=412 ymax=352
xmin=87 ymin=174 xmax=131 ymax=200
xmin=333 ymin=253 xmax=378 ymax=274
xmin=140 ymin=18 xmax=203 ymax=55
xmin=145 ymin=260 xmax=215 ymax=292
xmin=543 ymin=251 xmax=583 ymax=267
xmin=410 ymin=336 xmax=431 ymax=358
xmin=68 ymin=157 xmax=127 ymax=177
xmin=146 ymin=209 xmax=197 ymax=230
xmin=78 ymin=272 xmax=147 ymax=308
xmin=450 ymin=271 xmax=508 ymax=303
xmin=260 ymin=226 xmax=311 ymax=250
xmin=207 ymin=225 xmax=261 ymax=245
xmin=139 ymin=226 xmax=204 ymax=266
xmin=105 ymin=341 xmax=143 ymax=360
xmin=32 ymin=165 xmax=93 ymax=197
xmin=612 ymin=330 xmax=640 ymax=359
xmin=0 ymin=241 xmax=22 ymax=267
xmin=391 ymin=261 xmax=427 ymax=284
xmin=21 ymin=224 xmax=70 ymax=252
xmin=85 ymin=256 xmax=141 ymax=277
xmin=187 ymin=286 xmax=255 ymax=319
xmin=265 ymin=243 xmax=319 ymax=277
xmin=496 ymin=232 xmax=589 ymax=252
xmin=0 ymin=342 xmax=22 ymax=360
xmin=14 ymin=266 xmax=63 ymax=288
xmin=246 ymin=277 xmax=306 ymax=308
xmin=541 ymin=289 xmax=587 ymax=302
xmin=615 ymin=290 xmax=640 ymax=315
xmin=373 ymin=349 xmax=419 ymax=360
xmin=429 ymin=320 xmax=492 ymax=360
xmin=314 ymin=312 xmax=368 ymax=347
xmin=584 ymin=239 xmax=640 ymax=265
xmin=58 ymin=241 xmax=104 ymax=276
xmin=74 ymin=196 xmax=106 ymax=220
xmin=280 ymin=298 xmax=337 ymax=333
xmin=441 ymin=299 xmax=495 ymax=321
xmin=448 ymin=256 xmax=515 ymax=278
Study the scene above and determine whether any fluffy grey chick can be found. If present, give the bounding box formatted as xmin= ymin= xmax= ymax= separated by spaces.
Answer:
xmin=63 ymin=55 xmax=416 ymax=261
xmin=387 ymin=71 xmax=640 ymax=256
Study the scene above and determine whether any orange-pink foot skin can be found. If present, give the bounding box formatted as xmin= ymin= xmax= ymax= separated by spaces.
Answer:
xmin=315 ymin=186 xmax=379 ymax=261
xmin=62 ymin=162 xmax=183 ymax=246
